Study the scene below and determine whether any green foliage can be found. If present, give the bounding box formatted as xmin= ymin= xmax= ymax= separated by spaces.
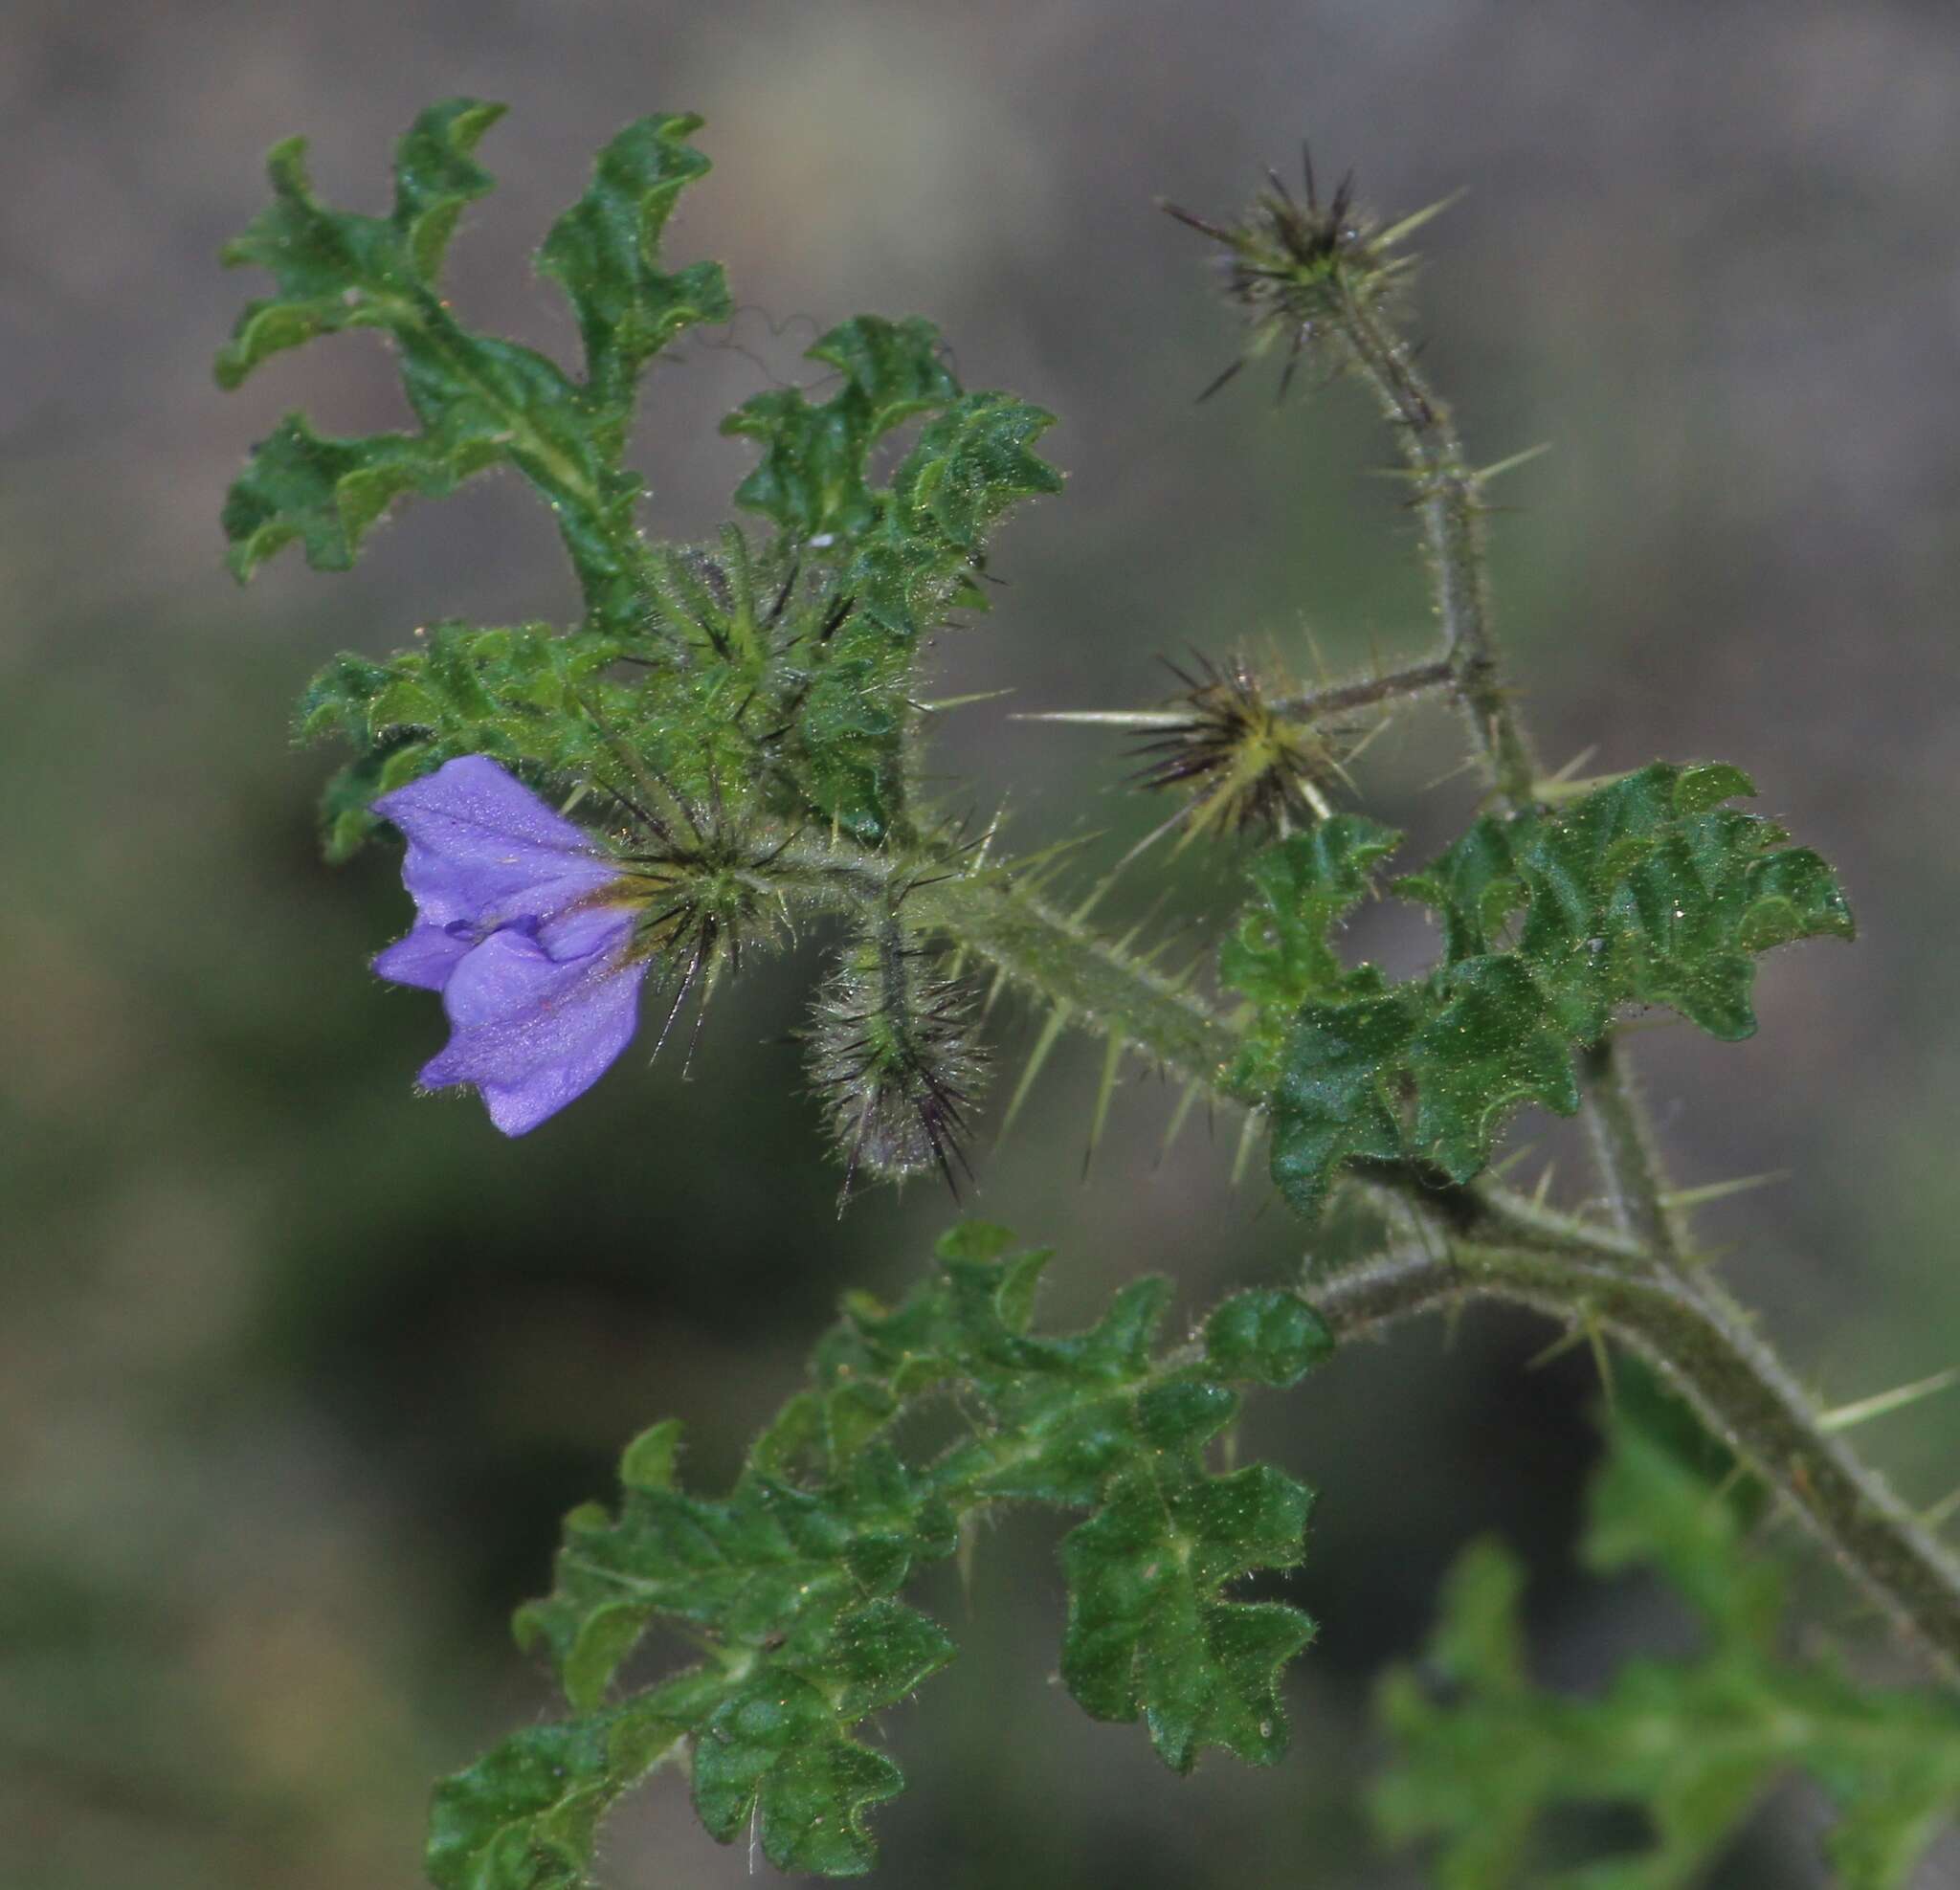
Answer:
xmin=218 ymin=101 xmax=728 ymax=628
xmin=1216 ymin=765 xmax=1855 ymax=1213
xmin=220 ymin=105 xmax=1058 ymax=852
xmin=428 ymin=1225 xmax=1330 ymax=1883
xmin=220 ymin=108 xmax=1942 ymax=1890
xmin=1216 ymin=813 xmax=1401 ymax=1095
xmin=1374 ymin=1415 xmax=1960 ymax=1887
xmin=295 ymin=624 xmax=632 ymax=859
xmin=723 ymin=319 xmax=1060 ymax=837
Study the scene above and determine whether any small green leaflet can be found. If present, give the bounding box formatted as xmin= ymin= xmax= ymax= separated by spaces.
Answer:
xmin=1216 ymin=813 xmax=1399 ymax=1097
xmin=1374 ymin=1413 xmax=1960 ymax=1887
xmin=1216 ymin=764 xmax=1854 ymax=1214
xmin=723 ymin=319 xmax=1061 ymax=840
xmin=218 ymin=100 xmax=730 ymax=633
xmin=296 ymin=625 xmax=628 ymax=859
xmin=724 ymin=316 xmax=962 ymax=544
xmin=428 ymin=1224 xmax=1330 ymax=1884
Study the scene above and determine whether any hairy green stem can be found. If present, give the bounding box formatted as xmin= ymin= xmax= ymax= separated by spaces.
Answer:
xmin=1577 ymin=1038 xmax=1687 ymax=1262
xmin=911 ymin=871 xmax=1243 ymax=1081
xmin=760 ymin=834 xmax=1243 ymax=1085
xmin=1330 ymin=282 xmax=1694 ymax=1275
xmin=1331 ymin=279 xmax=1537 ymax=809
xmin=1305 ymin=1235 xmax=1960 ymax=1684
xmin=1313 ymin=260 xmax=1960 ymax=1684
xmin=1332 ymin=275 xmax=1684 ymax=1275
xmin=1271 ymin=656 xmax=1454 ymax=723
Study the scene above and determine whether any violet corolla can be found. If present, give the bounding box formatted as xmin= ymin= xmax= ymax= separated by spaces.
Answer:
xmin=371 ymin=755 xmax=652 ymax=1134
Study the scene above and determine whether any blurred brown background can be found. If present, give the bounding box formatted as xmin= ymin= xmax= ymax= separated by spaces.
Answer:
xmin=4 ymin=2 xmax=1958 ymax=1884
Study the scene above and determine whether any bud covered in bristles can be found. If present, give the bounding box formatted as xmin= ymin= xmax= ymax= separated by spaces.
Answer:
xmin=1131 ymin=653 xmax=1348 ymax=841
xmin=1160 ymin=150 xmax=1426 ymax=400
xmin=807 ymin=925 xmax=990 ymax=1204
xmin=604 ymin=787 xmax=806 ymax=1060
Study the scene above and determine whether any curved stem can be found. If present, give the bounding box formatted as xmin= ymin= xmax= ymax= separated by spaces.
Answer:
xmin=1304 ymin=1235 xmax=1960 ymax=1685
xmin=1316 ymin=259 xmax=1960 ymax=1686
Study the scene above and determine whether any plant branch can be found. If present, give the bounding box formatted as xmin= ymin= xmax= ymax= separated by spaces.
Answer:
xmin=1577 ymin=1037 xmax=1687 ymax=1262
xmin=758 ymin=832 xmax=1244 ymax=1086
xmin=910 ymin=869 xmax=1244 ymax=1082
xmin=1312 ymin=253 xmax=1960 ymax=1688
xmin=1331 ymin=279 xmax=1536 ymax=809
xmin=1305 ymin=1234 xmax=1960 ymax=1685
xmin=1271 ymin=656 xmax=1454 ymax=722
xmin=1329 ymin=272 xmax=1694 ymax=1279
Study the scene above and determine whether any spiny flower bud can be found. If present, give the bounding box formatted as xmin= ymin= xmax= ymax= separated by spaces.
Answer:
xmin=1160 ymin=150 xmax=1433 ymax=399
xmin=1132 ymin=653 xmax=1348 ymax=841
xmin=807 ymin=926 xmax=989 ymax=1204
xmin=604 ymin=783 xmax=813 ymax=1060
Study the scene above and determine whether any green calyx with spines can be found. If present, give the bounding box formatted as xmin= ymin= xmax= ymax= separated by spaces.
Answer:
xmin=1375 ymin=1410 xmax=1960 ymax=1887
xmin=1214 ymin=764 xmax=1854 ymax=1214
xmin=219 ymin=103 xmax=1058 ymax=853
xmin=428 ymin=1224 xmax=1331 ymax=1884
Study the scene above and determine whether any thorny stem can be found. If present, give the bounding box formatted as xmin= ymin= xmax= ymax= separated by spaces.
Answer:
xmin=1329 ymin=277 xmax=1689 ymax=1260
xmin=1304 ymin=1234 xmax=1960 ymax=1686
xmin=1329 ymin=278 xmax=1689 ymax=1275
xmin=1577 ymin=1037 xmax=1688 ymax=1262
xmin=1271 ymin=656 xmax=1453 ymax=723
xmin=764 ymin=832 xmax=1245 ymax=1084
xmin=1319 ymin=256 xmax=1960 ymax=1681
xmin=910 ymin=872 xmax=1240 ymax=1079
xmin=1329 ymin=278 xmax=1537 ymax=809
xmin=789 ymin=838 xmax=1668 ymax=1274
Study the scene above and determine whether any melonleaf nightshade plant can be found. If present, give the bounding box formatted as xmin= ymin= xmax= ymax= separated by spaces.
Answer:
xmin=220 ymin=103 xmax=1960 ymax=1885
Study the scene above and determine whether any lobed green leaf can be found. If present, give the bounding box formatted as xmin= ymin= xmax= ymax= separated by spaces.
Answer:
xmin=432 ymin=1226 xmax=1328 ymax=1883
xmin=723 ymin=317 xmax=961 ymax=543
xmin=1221 ymin=764 xmax=1856 ymax=1214
xmin=722 ymin=324 xmax=1060 ymax=840
xmin=1218 ymin=814 xmax=1399 ymax=1096
xmin=1373 ymin=1415 xmax=1960 ymax=1887
xmin=537 ymin=113 xmax=734 ymax=445
xmin=1060 ymin=1460 xmax=1314 ymax=1770
xmin=217 ymin=100 xmax=728 ymax=632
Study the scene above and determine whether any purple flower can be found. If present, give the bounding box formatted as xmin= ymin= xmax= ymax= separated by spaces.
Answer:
xmin=371 ymin=756 xmax=651 ymax=1135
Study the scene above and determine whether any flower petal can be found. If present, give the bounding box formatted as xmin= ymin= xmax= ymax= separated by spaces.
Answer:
xmin=536 ymin=901 xmax=641 ymax=965
xmin=418 ymin=919 xmax=647 ymax=1135
xmin=373 ymin=923 xmax=474 ymax=991
xmin=374 ymin=755 xmax=622 ymax=931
